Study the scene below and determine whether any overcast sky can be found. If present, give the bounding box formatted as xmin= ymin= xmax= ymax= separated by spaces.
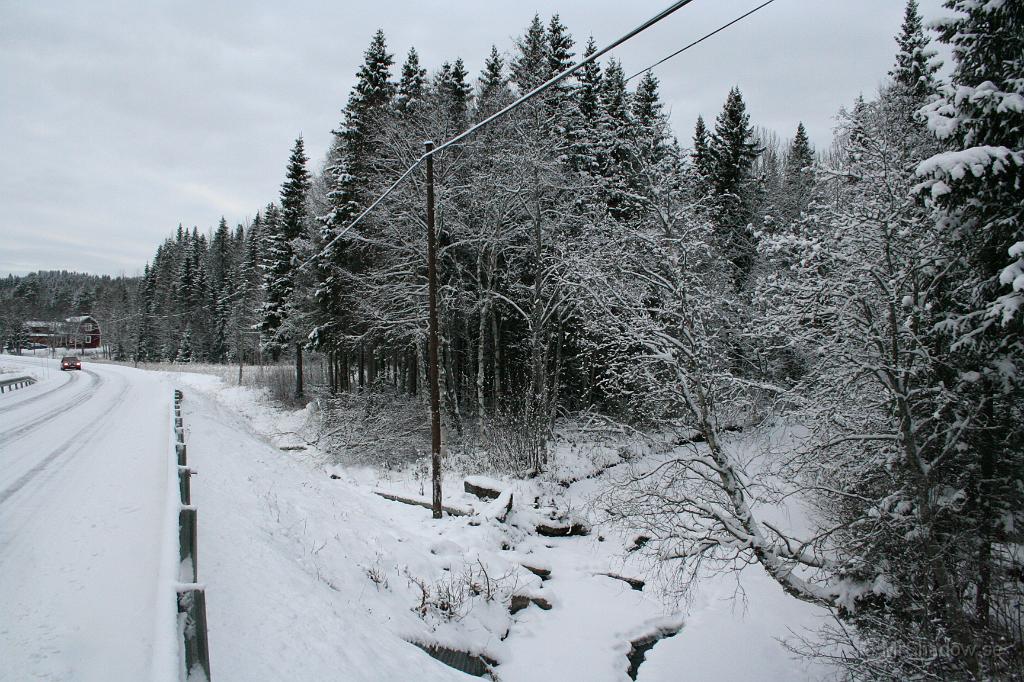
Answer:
xmin=0 ymin=0 xmax=949 ymax=277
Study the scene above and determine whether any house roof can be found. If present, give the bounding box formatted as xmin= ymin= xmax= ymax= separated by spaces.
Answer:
xmin=24 ymin=316 xmax=99 ymax=330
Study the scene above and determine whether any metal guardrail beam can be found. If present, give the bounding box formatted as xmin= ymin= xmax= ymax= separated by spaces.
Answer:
xmin=178 ymin=466 xmax=192 ymax=504
xmin=177 ymin=586 xmax=212 ymax=681
xmin=0 ymin=376 xmax=36 ymax=393
xmin=179 ymin=507 xmax=198 ymax=583
xmin=172 ymin=390 xmax=211 ymax=680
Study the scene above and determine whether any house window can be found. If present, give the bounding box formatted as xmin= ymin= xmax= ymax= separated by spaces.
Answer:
xmin=85 ymin=336 xmax=91 ymax=343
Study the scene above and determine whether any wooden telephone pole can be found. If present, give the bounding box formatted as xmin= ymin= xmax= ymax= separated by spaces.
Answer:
xmin=425 ymin=141 xmax=443 ymax=519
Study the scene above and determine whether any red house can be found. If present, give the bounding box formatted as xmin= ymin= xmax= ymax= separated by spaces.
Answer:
xmin=25 ymin=315 xmax=101 ymax=350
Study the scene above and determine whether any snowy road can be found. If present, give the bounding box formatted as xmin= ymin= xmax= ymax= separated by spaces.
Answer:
xmin=0 ymin=355 xmax=175 ymax=682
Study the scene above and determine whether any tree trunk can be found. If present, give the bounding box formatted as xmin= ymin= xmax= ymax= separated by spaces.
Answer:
xmin=491 ymin=308 xmax=502 ymax=408
xmin=409 ymin=345 xmax=418 ymax=397
xmin=327 ymin=350 xmax=335 ymax=394
xmin=358 ymin=343 xmax=365 ymax=389
xmin=342 ymin=349 xmax=350 ymax=391
xmin=442 ymin=338 xmax=462 ymax=432
xmin=237 ymin=327 xmax=243 ymax=386
xmin=295 ymin=342 xmax=304 ymax=399
xmin=367 ymin=341 xmax=377 ymax=386
xmin=549 ymin=316 xmax=565 ymax=428
xmin=477 ymin=302 xmax=488 ymax=419
xmin=530 ymin=169 xmax=546 ymax=471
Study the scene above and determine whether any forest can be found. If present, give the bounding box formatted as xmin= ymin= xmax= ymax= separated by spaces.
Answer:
xmin=2 ymin=1 xmax=1022 ymax=677
xmin=0 ymin=270 xmax=139 ymax=355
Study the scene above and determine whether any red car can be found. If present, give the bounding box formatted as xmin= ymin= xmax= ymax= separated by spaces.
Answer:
xmin=61 ymin=356 xmax=82 ymax=371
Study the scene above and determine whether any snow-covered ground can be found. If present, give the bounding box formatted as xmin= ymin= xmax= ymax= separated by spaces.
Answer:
xmin=173 ymin=371 xmax=832 ymax=681
xmin=0 ymin=353 xmax=831 ymax=681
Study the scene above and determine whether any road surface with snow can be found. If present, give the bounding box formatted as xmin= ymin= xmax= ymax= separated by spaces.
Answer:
xmin=0 ymin=355 xmax=176 ymax=682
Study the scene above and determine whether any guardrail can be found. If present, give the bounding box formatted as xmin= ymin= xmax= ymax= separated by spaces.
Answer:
xmin=0 ymin=375 xmax=36 ymax=393
xmin=173 ymin=389 xmax=212 ymax=680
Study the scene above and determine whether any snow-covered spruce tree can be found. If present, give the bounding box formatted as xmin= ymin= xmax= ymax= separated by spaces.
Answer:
xmin=510 ymin=14 xmax=547 ymax=93
xmin=258 ymin=202 xmax=287 ymax=360
xmin=207 ymin=217 xmax=231 ymax=363
xmin=891 ymin=0 xmax=940 ymax=101
xmin=689 ymin=115 xmax=714 ymax=207
xmin=888 ymin=0 xmax=944 ymax=149
xmin=543 ymin=13 xmax=575 ymax=133
xmin=478 ymin=46 xmax=509 ymax=114
xmin=777 ymin=122 xmax=815 ymax=223
xmin=208 ymin=217 xmax=231 ymax=296
xmin=279 ymin=136 xmax=312 ymax=398
xmin=632 ymin=72 xmax=671 ymax=168
xmin=175 ymin=230 xmax=195 ymax=322
xmin=171 ymin=227 xmax=211 ymax=362
xmin=708 ymin=87 xmax=761 ymax=286
xmin=226 ymin=213 xmax=263 ymax=366
xmin=918 ymin=0 xmax=1023 ymax=337
xmin=396 ymin=47 xmax=427 ymax=116
xmin=565 ymin=36 xmax=602 ymax=177
xmin=312 ymin=30 xmax=395 ymax=375
xmin=135 ymin=265 xmax=158 ymax=362
xmin=260 ymin=137 xmax=312 ymax=384
xmin=913 ymin=0 xmax=1024 ymax=669
xmin=434 ymin=58 xmax=472 ymax=133
xmin=546 ymin=14 xmax=574 ymax=87
xmin=595 ymin=59 xmax=638 ymax=222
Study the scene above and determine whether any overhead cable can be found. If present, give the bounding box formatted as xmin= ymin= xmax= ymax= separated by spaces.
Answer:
xmin=627 ymin=0 xmax=778 ymax=82
xmin=295 ymin=0 xmax=701 ymax=273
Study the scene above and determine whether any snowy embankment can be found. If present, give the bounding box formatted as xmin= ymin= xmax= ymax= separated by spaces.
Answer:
xmin=0 ymin=356 xmax=63 ymax=397
xmin=171 ymin=371 xmax=831 ymax=681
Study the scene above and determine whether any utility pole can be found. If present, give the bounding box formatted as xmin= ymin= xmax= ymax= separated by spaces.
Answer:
xmin=425 ymin=141 xmax=443 ymax=519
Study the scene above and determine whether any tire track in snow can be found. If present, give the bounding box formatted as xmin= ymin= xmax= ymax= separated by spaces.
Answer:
xmin=0 ymin=369 xmax=128 ymax=508
xmin=0 ymin=368 xmax=76 ymax=415
xmin=0 ymin=369 xmax=105 ymax=449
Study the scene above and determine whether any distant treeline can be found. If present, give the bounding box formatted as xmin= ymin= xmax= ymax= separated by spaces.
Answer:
xmin=1 ymin=270 xmax=139 ymax=357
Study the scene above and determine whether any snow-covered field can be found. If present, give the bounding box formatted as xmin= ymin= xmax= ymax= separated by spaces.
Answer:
xmin=0 ymin=354 xmax=830 ymax=680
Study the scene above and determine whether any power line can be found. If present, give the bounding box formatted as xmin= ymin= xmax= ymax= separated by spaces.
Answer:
xmin=627 ymin=0 xmax=778 ymax=82
xmin=295 ymin=158 xmax=423 ymax=273
xmin=431 ymin=0 xmax=700 ymax=157
xmin=295 ymin=0 xmax=701 ymax=274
